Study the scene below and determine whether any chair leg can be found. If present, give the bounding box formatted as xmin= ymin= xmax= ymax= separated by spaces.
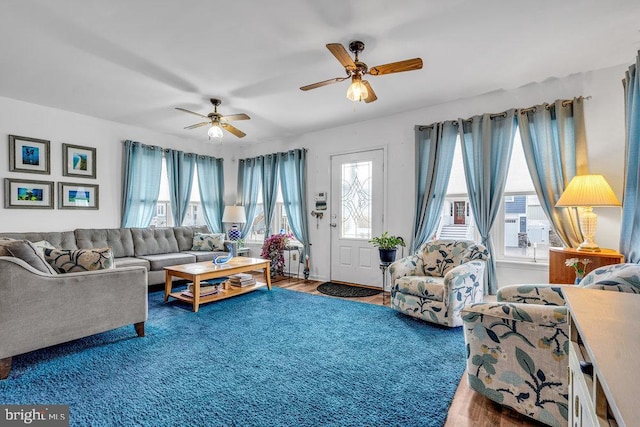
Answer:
xmin=134 ymin=322 xmax=145 ymax=337
xmin=0 ymin=357 xmax=11 ymax=380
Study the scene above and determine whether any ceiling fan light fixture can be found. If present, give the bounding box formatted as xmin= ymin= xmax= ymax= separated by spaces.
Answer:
xmin=346 ymin=78 xmax=368 ymax=102
xmin=207 ymin=124 xmax=223 ymax=141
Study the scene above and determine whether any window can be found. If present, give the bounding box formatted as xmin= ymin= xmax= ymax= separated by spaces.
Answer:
xmin=439 ymin=129 xmax=559 ymax=262
xmin=247 ymin=187 xmax=295 ymax=243
xmin=150 ymin=156 xmax=206 ymax=227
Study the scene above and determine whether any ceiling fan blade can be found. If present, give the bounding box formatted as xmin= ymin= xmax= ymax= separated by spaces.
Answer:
xmin=363 ymin=81 xmax=377 ymax=103
xmin=221 ymin=113 xmax=251 ymax=122
xmin=368 ymin=58 xmax=423 ymax=76
xmin=184 ymin=122 xmax=210 ymax=129
xmin=221 ymin=123 xmax=246 ymax=138
xmin=175 ymin=107 xmax=209 ymax=118
xmin=326 ymin=43 xmax=356 ymax=70
xmin=300 ymin=76 xmax=349 ymax=91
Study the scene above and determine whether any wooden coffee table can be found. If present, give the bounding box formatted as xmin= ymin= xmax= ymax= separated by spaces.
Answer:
xmin=164 ymin=257 xmax=271 ymax=312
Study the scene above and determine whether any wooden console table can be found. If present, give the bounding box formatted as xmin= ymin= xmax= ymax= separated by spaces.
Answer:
xmin=548 ymin=247 xmax=624 ymax=284
xmin=564 ymin=287 xmax=640 ymax=426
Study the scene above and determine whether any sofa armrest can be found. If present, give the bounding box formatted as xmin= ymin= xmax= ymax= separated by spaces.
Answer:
xmin=224 ymin=240 xmax=238 ymax=255
xmin=497 ymin=284 xmax=569 ymax=306
xmin=389 ymin=254 xmax=421 ymax=283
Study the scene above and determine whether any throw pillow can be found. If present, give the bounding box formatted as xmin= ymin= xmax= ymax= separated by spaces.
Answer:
xmin=33 ymin=240 xmax=56 ymax=251
xmin=191 ymin=232 xmax=226 ymax=251
xmin=1 ymin=239 xmax=57 ymax=275
xmin=44 ymin=247 xmax=115 ymax=274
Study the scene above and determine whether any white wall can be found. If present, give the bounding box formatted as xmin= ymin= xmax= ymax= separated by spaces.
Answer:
xmin=226 ymin=64 xmax=628 ymax=287
xmin=0 ymin=63 xmax=629 ymax=289
xmin=0 ymin=96 xmax=224 ymax=232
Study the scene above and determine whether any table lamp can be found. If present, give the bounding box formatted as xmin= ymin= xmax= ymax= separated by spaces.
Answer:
xmin=555 ymin=174 xmax=621 ymax=252
xmin=222 ymin=205 xmax=246 ymax=241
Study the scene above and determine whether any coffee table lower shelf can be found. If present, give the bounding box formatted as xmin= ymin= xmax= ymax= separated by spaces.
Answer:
xmin=168 ymin=282 xmax=267 ymax=305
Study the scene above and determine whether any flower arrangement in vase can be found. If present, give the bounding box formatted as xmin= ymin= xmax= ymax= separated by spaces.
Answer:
xmin=260 ymin=233 xmax=292 ymax=278
xmin=565 ymin=257 xmax=592 ymax=284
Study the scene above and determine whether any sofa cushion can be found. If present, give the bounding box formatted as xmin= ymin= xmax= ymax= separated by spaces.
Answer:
xmin=44 ymin=247 xmax=115 ymax=273
xmin=0 ymin=239 xmax=57 ymax=275
xmin=173 ymin=226 xmax=209 ymax=251
xmin=75 ymin=228 xmax=135 ymax=258
xmin=136 ymin=253 xmax=196 ymax=271
xmin=182 ymin=250 xmax=229 ymax=262
xmin=0 ymin=231 xmax=78 ymax=250
xmin=395 ymin=275 xmax=445 ymax=301
xmin=131 ymin=228 xmax=180 ymax=256
xmin=113 ymin=256 xmax=150 ymax=270
xmin=191 ymin=232 xmax=226 ymax=251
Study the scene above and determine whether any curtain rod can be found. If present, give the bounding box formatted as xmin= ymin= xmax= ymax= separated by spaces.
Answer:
xmin=416 ymin=96 xmax=592 ymax=130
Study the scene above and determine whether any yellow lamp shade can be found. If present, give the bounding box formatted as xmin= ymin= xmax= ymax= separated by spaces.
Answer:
xmin=556 ymin=174 xmax=621 ymax=207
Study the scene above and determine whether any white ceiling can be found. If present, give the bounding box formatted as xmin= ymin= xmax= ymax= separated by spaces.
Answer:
xmin=1 ymin=0 xmax=639 ymax=145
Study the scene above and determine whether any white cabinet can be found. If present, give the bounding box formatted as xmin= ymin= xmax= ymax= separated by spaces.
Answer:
xmin=564 ymin=287 xmax=640 ymax=427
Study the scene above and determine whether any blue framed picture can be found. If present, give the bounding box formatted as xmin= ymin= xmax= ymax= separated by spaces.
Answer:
xmin=58 ymin=182 xmax=99 ymax=210
xmin=62 ymin=143 xmax=96 ymax=179
xmin=4 ymin=178 xmax=54 ymax=209
xmin=9 ymin=135 xmax=50 ymax=174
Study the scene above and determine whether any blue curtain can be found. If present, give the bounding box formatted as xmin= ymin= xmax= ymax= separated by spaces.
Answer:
xmin=166 ymin=149 xmax=196 ymax=226
xmin=261 ymin=154 xmax=281 ymax=237
xmin=620 ymin=52 xmax=640 ymax=262
xmin=459 ymin=110 xmax=517 ymax=294
xmin=121 ymin=140 xmax=163 ymax=228
xmin=196 ymin=155 xmax=225 ymax=233
xmin=518 ymin=98 xmax=588 ymax=249
xmin=411 ymin=121 xmax=458 ymax=252
xmin=237 ymin=157 xmax=263 ymax=238
xmin=279 ymin=149 xmax=310 ymax=259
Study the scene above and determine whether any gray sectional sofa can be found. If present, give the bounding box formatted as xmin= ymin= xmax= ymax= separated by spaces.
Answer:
xmin=0 ymin=225 xmax=235 ymax=286
xmin=0 ymin=225 xmax=234 ymax=379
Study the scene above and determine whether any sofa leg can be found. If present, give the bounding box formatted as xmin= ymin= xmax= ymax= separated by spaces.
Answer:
xmin=134 ymin=322 xmax=145 ymax=337
xmin=0 ymin=357 xmax=11 ymax=380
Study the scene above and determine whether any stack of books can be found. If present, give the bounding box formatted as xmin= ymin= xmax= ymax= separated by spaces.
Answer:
xmin=181 ymin=278 xmax=228 ymax=297
xmin=229 ymin=273 xmax=256 ymax=287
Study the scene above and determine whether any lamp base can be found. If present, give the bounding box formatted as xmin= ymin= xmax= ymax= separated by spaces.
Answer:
xmin=576 ymin=243 xmax=601 ymax=252
xmin=227 ymin=225 xmax=241 ymax=241
xmin=577 ymin=207 xmax=600 ymax=252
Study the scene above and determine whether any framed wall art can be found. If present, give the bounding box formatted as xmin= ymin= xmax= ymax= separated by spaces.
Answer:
xmin=62 ymin=143 xmax=96 ymax=178
xmin=58 ymin=182 xmax=99 ymax=210
xmin=4 ymin=178 xmax=54 ymax=209
xmin=9 ymin=135 xmax=51 ymax=174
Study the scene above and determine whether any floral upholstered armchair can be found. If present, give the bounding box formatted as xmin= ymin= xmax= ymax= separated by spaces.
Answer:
xmin=389 ymin=239 xmax=489 ymax=327
xmin=461 ymin=263 xmax=640 ymax=427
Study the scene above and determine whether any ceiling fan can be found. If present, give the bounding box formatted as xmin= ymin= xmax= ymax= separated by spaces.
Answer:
xmin=300 ymin=40 xmax=423 ymax=103
xmin=175 ymin=98 xmax=250 ymax=141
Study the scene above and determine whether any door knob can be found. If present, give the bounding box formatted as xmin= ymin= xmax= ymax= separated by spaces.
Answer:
xmin=330 ymin=223 xmax=337 ymax=228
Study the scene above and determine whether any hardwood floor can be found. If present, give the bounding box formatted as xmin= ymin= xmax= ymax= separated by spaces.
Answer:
xmin=270 ymin=275 xmax=543 ymax=427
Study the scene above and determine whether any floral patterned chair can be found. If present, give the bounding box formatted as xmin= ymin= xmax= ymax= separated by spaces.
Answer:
xmin=388 ymin=239 xmax=490 ymax=327
xmin=461 ymin=263 xmax=640 ymax=427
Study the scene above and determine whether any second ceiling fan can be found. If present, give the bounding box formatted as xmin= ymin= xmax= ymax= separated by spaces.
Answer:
xmin=300 ymin=40 xmax=423 ymax=103
xmin=175 ymin=98 xmax=250 ymax=141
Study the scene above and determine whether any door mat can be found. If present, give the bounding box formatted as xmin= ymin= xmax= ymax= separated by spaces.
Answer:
xmin=316 ymin=282 xmax=382 ymax=297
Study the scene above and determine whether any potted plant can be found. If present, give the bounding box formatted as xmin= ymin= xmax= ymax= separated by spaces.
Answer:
xmin=260 ymin=233 xmax=292 ymax=278
xmin=369 ymin=232 xmax=405 ymax=263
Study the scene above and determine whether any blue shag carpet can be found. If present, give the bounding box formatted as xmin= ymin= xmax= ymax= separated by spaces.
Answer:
xmin=0 ymin=287 xmax=465 ymax=426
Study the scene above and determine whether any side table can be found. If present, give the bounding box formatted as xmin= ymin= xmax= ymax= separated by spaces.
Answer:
xmin=548 ymin=247 xmax=624 ymax=284
xmin=236 ymin=247 xmax=250 ymax=257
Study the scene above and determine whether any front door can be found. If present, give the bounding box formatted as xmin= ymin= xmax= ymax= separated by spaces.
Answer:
xmin=454 ymin=201 xmax=466 ymax=225
xmin=330 ymin=149 xmax=384 ymax=287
